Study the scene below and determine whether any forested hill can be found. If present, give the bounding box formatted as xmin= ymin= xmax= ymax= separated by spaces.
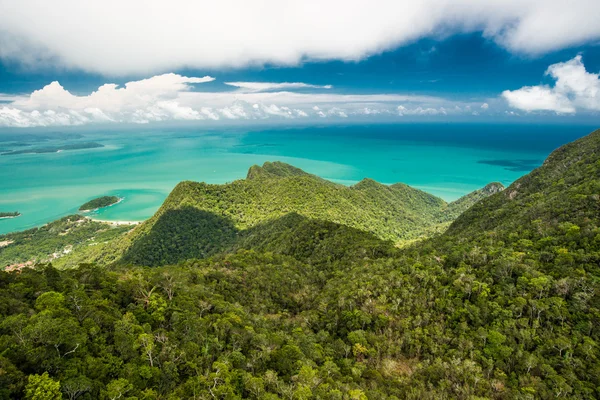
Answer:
xmin=126 ymin=161 xmax=498 ymax=244
xmin=103 ymin=161 xmax=501 ymax=266
xmin=448 ymin=128 xmax=600 ymax=236
xmin=146 ymin=161 xmax=449 ymax=243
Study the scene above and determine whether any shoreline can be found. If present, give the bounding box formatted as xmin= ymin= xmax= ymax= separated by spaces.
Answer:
xmin=0 ymin=214 xmax=21 ymax=220
xmin=85 ymin=216 xmax=142 ymax=226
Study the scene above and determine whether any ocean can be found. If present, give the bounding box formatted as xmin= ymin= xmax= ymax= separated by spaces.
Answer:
xmin=0 ymin=123 xmax=595 ymax=234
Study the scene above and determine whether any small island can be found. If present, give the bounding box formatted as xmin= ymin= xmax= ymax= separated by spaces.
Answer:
xmin=79 ymin=196 xmax=122 ymax=212
xmin=0 ymin=211 xmax=21 ymax=219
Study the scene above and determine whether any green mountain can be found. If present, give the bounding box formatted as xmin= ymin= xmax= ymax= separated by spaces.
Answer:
xmin=449 ymin=128 xmax=600 ymax=237
xmin=147 ymin=161 xmax=449 ymax=242
xmin=113 ymin=161 xmax=500 ymax=266
xmin=1 ymin=131 xmax=599 ymax=399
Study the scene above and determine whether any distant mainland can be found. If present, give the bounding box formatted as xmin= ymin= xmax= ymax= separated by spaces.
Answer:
xmin=1 ymin=142 xmax=104 ymax=156
xmin=79 ymin=196 xmax=122 ymax=212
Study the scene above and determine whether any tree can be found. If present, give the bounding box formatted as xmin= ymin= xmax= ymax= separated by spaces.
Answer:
xmin=25 ymin=372 xmax=61 ymax=400
xmin=61 ymin=377 xmax=91 ymax=400
xmin=105 ymin=378 xmax=133 ymax=400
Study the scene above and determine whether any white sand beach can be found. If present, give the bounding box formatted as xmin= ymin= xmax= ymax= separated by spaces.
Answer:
xmin=85 ymin=217 xmax=142 ymax=226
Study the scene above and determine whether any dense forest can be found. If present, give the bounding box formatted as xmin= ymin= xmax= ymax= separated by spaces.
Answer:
xmin=0 ymin=130 xmax=599 ymax=399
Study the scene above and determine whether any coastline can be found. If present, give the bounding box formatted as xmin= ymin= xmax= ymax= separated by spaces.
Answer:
xmin=0 ymin=214 xmax=21 ymax=220
xmin=85 ymin=216 xmax=142 ymax=226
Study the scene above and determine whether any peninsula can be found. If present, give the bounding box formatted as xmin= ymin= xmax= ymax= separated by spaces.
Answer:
xmin=0 ymin=212 xmax=20 ymax=219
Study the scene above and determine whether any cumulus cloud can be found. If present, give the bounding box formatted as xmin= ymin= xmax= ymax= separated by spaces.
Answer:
xmin=0 ymin=74 xmax=490 ymax=127
xmin=225 ymin=82 xmax=332 ymax=92
xmin=13 ymin=74 xmax=215 ymax=111
xmin=0 ymin=1 xmax=599 ymax=75
xmin=502 ymin=55 xmax=599 ymax=113
xmin=397 ymin=105 xmax=448 ymax=116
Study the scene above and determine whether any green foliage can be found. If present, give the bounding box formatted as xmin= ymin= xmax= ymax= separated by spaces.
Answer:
xmin=441 ymin=181 xmax=504 ymax=221
xmin=1 ymin=163 xmax=498 ymax=269
xmin=119 ymin=211 xmax=397 ymax=267
xmin=0 ymin=215 xmax=130 ymax=268
xmin=104 ymin=161 xmax=498 ymax=266
xmin=78 ymin=196 xmax=121 ymax=211
xmin=121 ymin=207 xmax=238 ymax=266
xmin=25 ymin=372 xmax=61 ymax=400
xmin=1 ymin=130 xmax=600 ymax=398
xmin=135 ymin=161 xmax=452 ymax=244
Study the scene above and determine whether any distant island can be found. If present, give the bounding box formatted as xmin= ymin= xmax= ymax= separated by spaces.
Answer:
xmin=79 ymin=196 xmax=122 ymax=212
xmin=1 ymin=142 xmax=104 ymax=156
xmin=0 ymin=212 xmax=21 ymax=219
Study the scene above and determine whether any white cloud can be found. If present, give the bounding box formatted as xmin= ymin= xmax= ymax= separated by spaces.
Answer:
xmin=0 ymin=1 xmax=599 ymax=75
xmin=0 ymin=74 xmax=489 ymax=127
xmin=13 ymin=74 xmax=215 ymax=111
xmin=502 ymin=55 xmax=599 ymax=113
xmin=481 ymin=103 xmax=489 ymax=109
xmin=397 ymin=105 xmax=448 ymax=116
xmin=225 ymin=82 xmax=332 ymax=92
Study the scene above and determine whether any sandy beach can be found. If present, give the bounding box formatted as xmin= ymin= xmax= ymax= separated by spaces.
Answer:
xmin=85 ymin=216 xmax=142 ymax=226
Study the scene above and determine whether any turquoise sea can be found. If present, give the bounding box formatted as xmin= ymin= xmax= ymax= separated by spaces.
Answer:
xmin=0 ymin=123 xmax=596 ymax=234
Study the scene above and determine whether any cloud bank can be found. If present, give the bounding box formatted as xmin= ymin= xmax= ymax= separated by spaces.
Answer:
xmin=225 ymin=82 xmax=333 ymax=92
xmin=503 ymin=56 xmax=600 ymax=114
xmin=0 ymin=75 xmax=488 ymax=127
xmin=0 ymin=0 xmax=599 ymax=75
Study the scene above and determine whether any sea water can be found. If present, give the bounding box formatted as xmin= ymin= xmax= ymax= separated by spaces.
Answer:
xmin=0 ymin=123 xmax=595 ymax=234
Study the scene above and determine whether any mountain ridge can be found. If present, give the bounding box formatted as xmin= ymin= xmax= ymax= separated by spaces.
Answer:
xmin=112 ymin=162 xmax=500 ymax=265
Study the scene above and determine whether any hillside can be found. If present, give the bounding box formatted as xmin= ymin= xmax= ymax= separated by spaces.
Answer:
xmin=0 ymin=130 xmax=599 ymax=399
xmin=116 ymin=161 xmax=498 ymax=265
xmin=448 ymin=128 xmax=600 ymax=237
xmin=441 ymin=181 xmax=505 ymax=221
xmin=149 ymin=161 xmax=449 ymax=242
xmin=0 ymin=216 xmax=130 ymax=269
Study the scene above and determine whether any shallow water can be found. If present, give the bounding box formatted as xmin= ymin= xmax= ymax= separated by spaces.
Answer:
xmin=0 ymin=123 xmax=594 ymax=234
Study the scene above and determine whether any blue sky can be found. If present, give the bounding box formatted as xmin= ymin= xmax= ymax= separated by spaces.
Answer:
xmin=0 ymin=1 xmax=599 ymax=127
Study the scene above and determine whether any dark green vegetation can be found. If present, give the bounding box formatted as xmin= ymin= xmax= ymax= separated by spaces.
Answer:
xmin=79 ymin=196 xmax=121 ymax=211
xmin=1 ymin=142 xmax=104 ymax=156
xmin=439 ymin=181 xmax=504 ymax=221
xmin=0 ymin=212 xmax=20 ymax=219
xmin=1 ymin=130 xmax=599 ymax=399
xmin=0 ymin=216 xmax=130 ymax=269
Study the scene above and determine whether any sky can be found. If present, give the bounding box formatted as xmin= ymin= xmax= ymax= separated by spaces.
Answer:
xmin=0 ymin=0 xmax=599 ymax=127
